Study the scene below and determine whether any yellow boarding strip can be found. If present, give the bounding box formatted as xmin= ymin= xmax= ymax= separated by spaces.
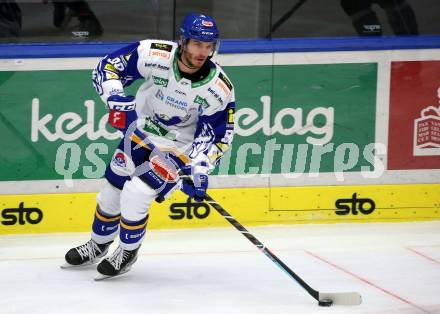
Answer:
xmin=0 ymin=184 xmax=439 ymax=234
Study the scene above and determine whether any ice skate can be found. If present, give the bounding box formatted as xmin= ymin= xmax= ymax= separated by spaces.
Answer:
xmin=61 ymin=239 xmax=113 ymax=269
xmin=95 ymin=246 xmax=139 ymax=281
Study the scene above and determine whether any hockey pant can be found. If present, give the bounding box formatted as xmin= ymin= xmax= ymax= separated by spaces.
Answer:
xmin=91 ymin=133 xmax=185 ymax=250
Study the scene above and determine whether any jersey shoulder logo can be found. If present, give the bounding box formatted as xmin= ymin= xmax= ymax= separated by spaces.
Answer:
xmin=218 ymin=72 xmax=233 ymax=91
xmin=150 ymin=42 xmax=173 ymax=52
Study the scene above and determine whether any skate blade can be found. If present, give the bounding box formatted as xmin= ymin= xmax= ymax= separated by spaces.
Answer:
xmin=60 ymin=263 xmax=74 ymax=269
xmin=94 ymin=266 xmax=132 ymax=281
xmin=94 ymin=274 xmax=113 ymax=281
xmin=60 ymin=261 xmax=97 ymax=269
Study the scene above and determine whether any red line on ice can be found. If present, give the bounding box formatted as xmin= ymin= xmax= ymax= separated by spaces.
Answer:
xmin=304 ymin=250 xmax=430 ymax=314
xmin=406 ymin=247 xmax=440 ymax=265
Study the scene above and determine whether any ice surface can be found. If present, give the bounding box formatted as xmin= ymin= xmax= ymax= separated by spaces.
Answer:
xmin=1 ymin=221 xmax=439 ymax=314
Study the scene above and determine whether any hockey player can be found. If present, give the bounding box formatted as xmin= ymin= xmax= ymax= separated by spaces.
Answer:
xmin=63 ymin=13 xmax=235 ymax=279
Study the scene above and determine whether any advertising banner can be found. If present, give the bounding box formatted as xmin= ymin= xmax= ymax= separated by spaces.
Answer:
xmin=0 ymin=63 xmax=377 ymax=182
xmin=0 ymin=70 xmax=121 ymax=181
xmin=1 ymin=184 xmax=438 ymax=234
xmin=388 ymin=61 xmax=440 ymax=170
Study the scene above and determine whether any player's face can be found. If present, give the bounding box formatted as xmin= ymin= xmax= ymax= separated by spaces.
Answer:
xmin=181 ymin=40 xmax=215 ymax=70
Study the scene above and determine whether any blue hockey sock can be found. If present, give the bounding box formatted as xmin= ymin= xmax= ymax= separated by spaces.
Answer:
xmin=119 ymin=215 xmax=149 ymax=250
xmin=91 ymin=207 xmax=121 ymax=243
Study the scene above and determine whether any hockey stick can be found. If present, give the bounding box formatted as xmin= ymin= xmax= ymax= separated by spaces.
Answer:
xmin=130 ymin=129 xmax=361 ymax=306
xmin=203 ymin=194 xmax=362 ymax=306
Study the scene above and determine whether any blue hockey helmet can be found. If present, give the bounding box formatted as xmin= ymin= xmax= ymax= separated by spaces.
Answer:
xmin=179 ymin=13 xmax=219 ymax=55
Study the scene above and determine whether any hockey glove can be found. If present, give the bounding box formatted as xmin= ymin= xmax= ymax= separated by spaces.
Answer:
xmin=107 ymin=95 xmax=137 ymax=132
xmin=181 ymin=162 xmax=209 ymax=202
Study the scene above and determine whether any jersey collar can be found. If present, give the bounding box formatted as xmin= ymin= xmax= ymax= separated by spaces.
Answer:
xmin=173 ymin=51 xmax=217 ymax=88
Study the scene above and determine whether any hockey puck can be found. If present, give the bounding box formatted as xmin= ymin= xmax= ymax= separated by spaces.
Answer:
xmin=318 ymin=299 xmax=333 ymax=307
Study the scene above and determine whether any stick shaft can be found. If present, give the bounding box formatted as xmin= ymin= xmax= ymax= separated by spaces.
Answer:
xmin=128 ymin=130 xmax=361 ymax=305
xmin=204 ymin=194 xmax=319 ymax=301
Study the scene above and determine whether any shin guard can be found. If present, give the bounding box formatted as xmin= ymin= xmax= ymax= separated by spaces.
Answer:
xmin=91 ymin=206 xmax=121 ymax=244
xmin=119 ymin=215 xmax=149 ymax=250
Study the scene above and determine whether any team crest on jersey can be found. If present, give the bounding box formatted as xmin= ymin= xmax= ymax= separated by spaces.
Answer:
xmin=155 ymin=113 xmax=190 ymax=126
xmin=150 ymin=42 xmax=173 ymax=52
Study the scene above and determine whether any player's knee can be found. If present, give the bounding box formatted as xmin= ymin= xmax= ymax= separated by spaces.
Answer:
xmin=96 ymin=181 xmax=121 ymax=216
xmin=120 ymin=177 xmax=156 ymax=221
xmin=105 ymin=148 xmax=136 ymax=190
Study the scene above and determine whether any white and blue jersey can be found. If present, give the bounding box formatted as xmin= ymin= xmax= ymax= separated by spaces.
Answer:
xmin=92 ymin=39 xmax=235 ymax=172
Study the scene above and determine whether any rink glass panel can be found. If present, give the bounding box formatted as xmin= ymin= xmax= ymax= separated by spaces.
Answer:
xmin=1 ymin=0 xmax=440 ymax=43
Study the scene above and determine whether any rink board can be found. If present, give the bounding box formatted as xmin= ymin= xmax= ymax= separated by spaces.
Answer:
xmin=0 ymin=183 xmax=439 ymax=234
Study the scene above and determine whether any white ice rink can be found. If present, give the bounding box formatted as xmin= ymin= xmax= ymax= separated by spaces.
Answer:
xmin=1 ymin=221 xmax=439 ymax=314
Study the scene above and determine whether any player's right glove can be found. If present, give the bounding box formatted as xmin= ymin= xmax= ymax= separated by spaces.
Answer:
xmin=180 ymin=162 xmax=209 ymax=202
xmin=107 ymin=95 xmax=137 ymax=131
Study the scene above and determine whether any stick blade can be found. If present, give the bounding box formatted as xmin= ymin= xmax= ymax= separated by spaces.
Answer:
xmin=319 ymin=292 xmax=362 ymax=306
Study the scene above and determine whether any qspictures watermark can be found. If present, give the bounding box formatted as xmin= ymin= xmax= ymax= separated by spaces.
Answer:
xmin=29 ymin=97 xmax=384 ymax=187
xmin=53 ymin=137 xmax=386 ymax=187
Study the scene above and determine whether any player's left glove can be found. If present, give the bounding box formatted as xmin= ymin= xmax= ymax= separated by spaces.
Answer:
xmin=181 ymin=161 xmax=209 ymax=202
xmin=107 ymin=95 xmax=137 ymax=131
